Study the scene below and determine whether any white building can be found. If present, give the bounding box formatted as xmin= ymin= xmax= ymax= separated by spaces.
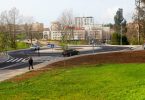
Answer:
xmin=47 ymin=17 xmax=111 ymax=41
xmin=51 ymin=31 xmax=62 ymax=40
xmin=75 ymin=17 xmax=94 ymax=28
xmin=50 ymin=21 xmax=61 ymax=31
xmin=32 ymin=22 xmax=44 ymax=33
xmin=43 ymin=28 xmax=51 ymax=40
xmin=73 ymin=28 xmax=86 ymax=40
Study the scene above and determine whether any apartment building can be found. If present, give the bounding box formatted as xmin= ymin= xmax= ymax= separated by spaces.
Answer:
xmin=75 ymin=17 xmax=94 ymax=28
xmin=32 ymin=22 xmax=44 ymax=33
xmin=43 ymin=16 xmax=111 ymax=41
xmin=51 ymin=31 xmax=62 ymax=40
xmin=50 ymin=21 xmax=61 ymax=31
xmin=73 ymin=27 xmax=86 ymax=40
xmin=43 ymin=28 xmax=51 ymax=40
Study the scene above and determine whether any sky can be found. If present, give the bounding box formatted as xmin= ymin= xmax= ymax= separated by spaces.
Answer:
xmin=0 ymin=0 xmax=135 ymax=27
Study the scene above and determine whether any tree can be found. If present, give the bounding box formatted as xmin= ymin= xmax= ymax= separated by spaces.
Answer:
xmin=111 ymin=32 xmax=120 ymax=45
xmin=1 ymin=8 xmax=22 ymax=49
xmin=113 ymin=8 xmax=128 ymax=45
xmin=134 ymin=0 xmax=145 ymax=44
xmin=0 ymin=11 xmax=10 ymax=52
xmin=122 ymin=35 xmax=129 ymax=45
xmin=23 ymin=17 xmax=34 ymax=45
xmin=114 ymin=8 xmax=127 ymax=33
xmin=125 ymin=22 xmax=138 ymax=44
xmin=58 ymin=10 xmax=75 ymax=50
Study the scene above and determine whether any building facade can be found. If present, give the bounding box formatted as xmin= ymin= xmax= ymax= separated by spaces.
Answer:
xmin=43 ymin=28 xmax=51 ymax=40
xmin=43 ymin=17 xmax=111 ymax=41
xmin=50 ymin=21 xmax=61 ymax=31
xmin=75 ymin=17 xmax=94 ymax=28
xmin=32 ymin=22 xmax=44 ymax=33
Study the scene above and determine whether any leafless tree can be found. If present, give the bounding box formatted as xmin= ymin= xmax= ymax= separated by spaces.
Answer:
xmin=0 ymin=7 xmax=22 ymax=49
xmin=23 ymin=16 xmax=34 ymax=45
xmin=58 ymin=10 xmax=75 ymax=50
xmin=134 ymin=0 xmax=145 ymax=44
xmin=0 ymin=13 xmax=8 ymax=52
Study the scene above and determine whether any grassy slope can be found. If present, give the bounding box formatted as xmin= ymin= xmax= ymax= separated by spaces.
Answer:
xmin=1 ymin=64 xmax=145 ymax=100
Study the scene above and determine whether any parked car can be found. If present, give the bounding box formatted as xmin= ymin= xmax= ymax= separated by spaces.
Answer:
xmin=62 ymin=49 xmax=79 ymax=57
xmin=30 ymin=44 xmax=40 ymax=51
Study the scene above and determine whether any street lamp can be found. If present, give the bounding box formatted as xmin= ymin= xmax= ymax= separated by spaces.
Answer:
xmin=120 ymin=23 xmax=123 ymax=45
xmin=120 ymin=19 xmax=126 ymax=45
xmin=91 ymin=39 xmax=95 ymax=53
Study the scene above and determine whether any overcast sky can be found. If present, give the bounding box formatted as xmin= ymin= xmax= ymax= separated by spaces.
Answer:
xmin=0 ymin=0 xmax=135 ymax=27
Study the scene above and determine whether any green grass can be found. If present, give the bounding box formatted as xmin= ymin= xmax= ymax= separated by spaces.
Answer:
xmin=1 ymin=64 xmax=145 ymax=100
xmin=16 ymin=42 xmax=30 ymax=49
xmin=6 ymin=42 xmax=30 ymax=51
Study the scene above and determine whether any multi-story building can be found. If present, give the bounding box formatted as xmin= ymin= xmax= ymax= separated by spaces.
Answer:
xmin=51 ymin=31 xmax=62 ymax=40
xmin=46 ymin=16 xmax=111 ymax=42
xmin=50 ymin=21 xmax=61 ymax=31
xmin=73 ymin=27 xmax=86 ymax=40
xmin=43 ymin=28 xmax=51 ymax=40
xmin=75 ymin=17 xmax=94 ymax=28
xmin=32 ymin=22 xmax=44 ymax=33
xmin=49 ymin=21 xmax=62 ymax=40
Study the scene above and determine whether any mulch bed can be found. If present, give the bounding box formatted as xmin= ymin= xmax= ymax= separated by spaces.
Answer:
xmin=47 ymin=50 xmax=145 ymax=68
xmin=8 ymin=50 xmax=145 ymax=82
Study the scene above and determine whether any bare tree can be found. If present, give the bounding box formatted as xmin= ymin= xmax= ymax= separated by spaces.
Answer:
xmin=58 ymin=10 xmax=75 ymax=50
xmin=134 ymin=0 xmax=145 ymax=44
xmin=0 ymin=7 xmax=22 ymax=49
xmin=0 ymin=11 xmax=7 ymax=33
xmin=0 ymin=11 xmax=11 ymax=52
xmin=23 ymin=16 xmax=34 ymax=45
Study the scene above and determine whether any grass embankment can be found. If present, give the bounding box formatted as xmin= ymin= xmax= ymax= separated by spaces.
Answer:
xmin=1 ymin=64 xmax=145 ymax=99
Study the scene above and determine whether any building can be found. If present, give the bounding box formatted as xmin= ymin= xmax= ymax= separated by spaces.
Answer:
xmin=43 ymin=28 xmax=51 ymax=40
xmin=50 ymin=21 xmax=61 ymax=31
xmin=102 ymin=27 xmax=111 ymax=43
xmin=73 ymin=27 xmax=86 ymax=40
xmin=32 ymin=22 xmax=44 ymax=33
xmin=75 ymin=17 xmax=94 ymax=28
xmin=51 ymin=31 xmax=62 ymax=40
xmin=48 ymin=17 xmax=111 ymax=42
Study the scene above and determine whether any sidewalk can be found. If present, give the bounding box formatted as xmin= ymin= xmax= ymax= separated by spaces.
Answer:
xmin=132 ymin=45 xmax=144 ymax=50
xmin=0 ymin=58 xmax=64 ymax=82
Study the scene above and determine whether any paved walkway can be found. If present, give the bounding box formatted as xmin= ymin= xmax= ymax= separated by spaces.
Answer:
xmin=0 ymin=57 xmax=66 ymax=82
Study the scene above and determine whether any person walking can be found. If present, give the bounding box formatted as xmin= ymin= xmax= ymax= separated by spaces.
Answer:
xmin=28 ymin=57 xmax=33 ymax=70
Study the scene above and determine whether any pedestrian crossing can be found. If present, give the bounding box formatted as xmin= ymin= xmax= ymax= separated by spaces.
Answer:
xmin=6 ymin=57 xmax=29 ymax=63
xmin=5 ymin=56 xmax=64 ymax=63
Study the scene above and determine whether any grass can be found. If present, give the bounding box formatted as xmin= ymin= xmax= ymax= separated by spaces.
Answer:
xmin=1 ymin=64 xmax=145 ymax=99
xmin=6 ymin=42 xmax=30 ymax=51
xmin=16 ymin=42 xmax=30 ymax=49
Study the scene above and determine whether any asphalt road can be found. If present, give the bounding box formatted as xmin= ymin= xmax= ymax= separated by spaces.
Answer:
xmin=0 ymin=45 xmax=130 ymax=70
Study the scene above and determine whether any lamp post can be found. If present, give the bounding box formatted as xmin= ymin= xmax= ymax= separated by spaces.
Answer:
xmin=120 ymin=23 xmax=123 ymax=45
xmin=120 ymin=19 xmax=125 ymax=45
xmin=92 ymin=39 xmax=95 ymax=53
